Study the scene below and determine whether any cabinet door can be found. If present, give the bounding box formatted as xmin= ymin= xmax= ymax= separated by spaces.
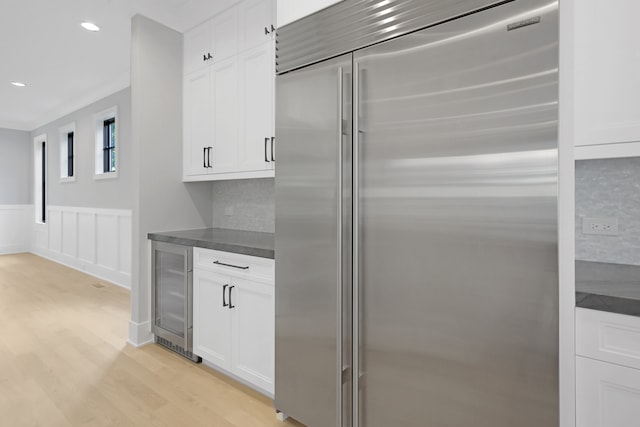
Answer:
xmin=577 ymin=356 xmax=640 ymax=427
xmin=183 ymin=70 xmax=211 ymax=177
xmin=239 ymin=0 xmax=274 ymax=52
xmin=211 ymin=6 xmax=239 ymax=62
xmin=193 ymin=270 xmax=232 ymax=370
xmin=238 ymin=41 xmax=275 ymax=172
xmin=230 ymin=278 xmax=275 ymax=393
xmin=210 ymin=57 xmax=239 ymax=174
xmin=184 ymin=21 xmax=210 ymax=74
xmin=575 ymin=0 xmax=640 ymax=147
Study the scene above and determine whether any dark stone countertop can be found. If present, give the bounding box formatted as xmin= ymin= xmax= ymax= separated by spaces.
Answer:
xmin=576 ymin=260 xmax=640 ymax=316
xmin=148 ymin=228 xmax=274 ymax=259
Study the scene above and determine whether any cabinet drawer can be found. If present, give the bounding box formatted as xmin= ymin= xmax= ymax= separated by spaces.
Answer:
xmin=194 ymin=247 xmax=274 ymax=281
xmin=576 ymin=307 xmax=640 ymax=370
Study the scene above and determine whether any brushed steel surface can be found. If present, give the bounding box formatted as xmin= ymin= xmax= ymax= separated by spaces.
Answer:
xmin=276 ymin=0 xmax=521 ymax=74
xmin=354 ymin=2 xmax=558 ymax=426
xmin=275 ymin=54 xmax=352 ymax=427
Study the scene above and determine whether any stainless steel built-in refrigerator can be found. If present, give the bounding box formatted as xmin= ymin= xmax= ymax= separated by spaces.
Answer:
xmin=274 ymin=1 xmax=559 ymax=426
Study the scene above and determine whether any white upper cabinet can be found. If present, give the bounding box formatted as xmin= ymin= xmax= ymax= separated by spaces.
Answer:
xmin=239 ymin=0 xmax=275 ymax=51
xmin=277 ymin=0 xmax=343 ymax=27
xmin=183 ymin=69 xmax=210 ymax=176
xmin=574 ymin=0 xmax=640 ymax=159
xmin=238 ymin=41 xmax=275 ymax=172
xmin=210 ymin=57 xmax=239 ymax=174
xmin=184 ymin=21 xmax=210 ymax=74
xmin=182 ymin=0 xmax=276 ymax=181
xmin=211 ymin=6 xmax=239 ymax=62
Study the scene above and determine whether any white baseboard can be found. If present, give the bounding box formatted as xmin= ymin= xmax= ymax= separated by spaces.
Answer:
xmin=0 ymin=244 xmax=30 ymax=255
xmin=201 ymin=359 xmax=273 ymax=399
xmin=31 ymin=246 xmax=131 ymax=289
xmin=128 ymin=320 xmax=154 ymax=347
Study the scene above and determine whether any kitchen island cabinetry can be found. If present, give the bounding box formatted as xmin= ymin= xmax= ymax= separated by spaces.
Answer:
xmin=193 ymin=248 xmax=275 ymax=394
xmin=576 ymin=308 xmax=640 ymax=426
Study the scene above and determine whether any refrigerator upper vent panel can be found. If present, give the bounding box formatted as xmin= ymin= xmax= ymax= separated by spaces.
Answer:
xmin=276 ymin=0 xmax=513 ymax=73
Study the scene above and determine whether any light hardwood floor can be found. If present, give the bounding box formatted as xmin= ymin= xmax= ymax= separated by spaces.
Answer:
xmin=0 ymin=253 xmax=303 ymax=427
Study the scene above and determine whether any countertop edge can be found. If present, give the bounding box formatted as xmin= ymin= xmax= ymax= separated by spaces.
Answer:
xmin=576 ymin=291 xmax=640 ymax=317
xmin=148 ymin=232 xmax=275 ymax=260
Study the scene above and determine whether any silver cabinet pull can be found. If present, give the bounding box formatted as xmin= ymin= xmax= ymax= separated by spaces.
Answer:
xmin=213 ymin=260 xmax=249 ymax=270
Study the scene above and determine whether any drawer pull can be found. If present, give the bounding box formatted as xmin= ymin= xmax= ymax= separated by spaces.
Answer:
xmin=213 ymin=260 xmax=249 ymax=270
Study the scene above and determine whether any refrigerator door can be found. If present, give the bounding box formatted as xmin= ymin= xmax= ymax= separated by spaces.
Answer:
xmin=354 ymin=2 xmax=558 ymax=427
xmin=275 ymin=53 xmax=353 ymax=427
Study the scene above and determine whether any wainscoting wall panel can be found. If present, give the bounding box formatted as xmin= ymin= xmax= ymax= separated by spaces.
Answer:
xmin=31 ymin=206 xmax=132 ymax=289
xmin=0 ymin=205 xmax=32 ymax=254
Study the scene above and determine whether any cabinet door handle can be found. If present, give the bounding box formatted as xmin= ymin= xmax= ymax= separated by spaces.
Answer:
xmin=213 ymin=260 xmax=250 ymax=270
xmin=264 ymin=26 xmax=270 ymax=35
xmin=271 ymin=137 xmax=275 ymax=162
xmin=228 ymin=286 xmax=235 ymax=309
xmin=208 ymin=52 xmax=212 ymax=60
xmin=203 ymin=54 xmax=207 ymax=62
xmin=207 ymin=146 xmax=213 ymax=168
xmin=203 ymin=147 xmax=207 ymax=168
xmin=265 ymin=138 xmax=271 ymax=162
xmin=222 ymin=284 xmax=229 ymax=307
xmin=271 ymin=24 xmax=276 ymax=33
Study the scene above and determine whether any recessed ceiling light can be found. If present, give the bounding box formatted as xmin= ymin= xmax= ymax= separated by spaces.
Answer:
xmin=81 ymin=22 xmax=100 ymax=32
xmin=11 ymin=82 xmax=26 ymax=87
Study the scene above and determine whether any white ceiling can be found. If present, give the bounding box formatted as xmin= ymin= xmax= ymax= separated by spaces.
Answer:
xmin=0 ymin=0 xmax=237 ymax=131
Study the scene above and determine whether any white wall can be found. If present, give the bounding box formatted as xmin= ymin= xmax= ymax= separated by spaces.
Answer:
xmin=29 ymin=88 xmax=133 ymax=210
xmin=0 ymin=128 xmax=31 ymax=253
xmin=130 ymin=15 xmax=213 ymax=346
xmin=29 ymin=88 xmax=133 ymax=288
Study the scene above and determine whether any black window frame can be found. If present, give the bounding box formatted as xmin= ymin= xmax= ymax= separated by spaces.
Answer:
xmin=102 ymin=117 xmax=116 ymax=173
xmin=67 ymin=131 xmax=74 ymax=178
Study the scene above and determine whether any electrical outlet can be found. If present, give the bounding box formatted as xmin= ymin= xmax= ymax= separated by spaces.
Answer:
xmin=582 ymin=217 xmax=619 ymax=236
xmin=224 ymin=206 xmax=234 ymax=216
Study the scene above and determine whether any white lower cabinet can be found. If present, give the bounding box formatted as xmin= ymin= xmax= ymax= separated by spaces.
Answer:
xmin=577 ymin=356 xmax=640 ymax=427
xmin=576 ymin=308 xmax=640 ymax=427
xmin=193 ymin=248 xmax=274 ymax=394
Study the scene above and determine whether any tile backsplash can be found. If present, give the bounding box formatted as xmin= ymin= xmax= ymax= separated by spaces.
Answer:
xmin=212 ymin=178 xmax=274 ymax=233
xmin=576 ymin=157 xmax=640 ymax=265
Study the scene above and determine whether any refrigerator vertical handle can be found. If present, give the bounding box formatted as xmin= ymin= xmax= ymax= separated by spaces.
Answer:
xmin=352 ymin=60 xmax=361 ymax=427
xmin=336 ymin=66 xmax=344 ymax=427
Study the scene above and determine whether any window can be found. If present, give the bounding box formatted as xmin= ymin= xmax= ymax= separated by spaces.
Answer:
xmin=103 ymin=117 xmax=116 ymax=173
xmin=94 ymin=106 xmax=118 ymax=179
xmin=34 ymin=134 xmax=47 ymax=224
xmin=59 ymin=122 xmax=75 ymax=182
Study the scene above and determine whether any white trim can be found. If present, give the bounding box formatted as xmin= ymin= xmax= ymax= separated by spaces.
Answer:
xmin=559 ymin=0 xmax=576 ymax=426
xmin=575 ymin=140 xmax=640 ymax=160
xmin=0 ymin=205 xmax=32 ymax=254
xmin=201 ymin=359 xmax=273 ymax=398
xmin=127 ymin=320 xmax=154 ymax=347
xmin=58 ymin=122 xmax=76 ymax=182
xmin=183 ymin=169 xmax=274 ymax=182
xmin=94 ymin=105 xmax=119 ymax=178
xmin=30 ymin=205 xmax=132 ymax=289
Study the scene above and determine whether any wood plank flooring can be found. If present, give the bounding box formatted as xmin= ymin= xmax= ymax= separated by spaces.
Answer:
xmin=0 ymin=253 xmax=303 ymax=427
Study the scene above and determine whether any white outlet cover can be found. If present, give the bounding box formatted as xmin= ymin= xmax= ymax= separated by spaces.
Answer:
xmin=582 ymin=217 xmax=619 ymax=236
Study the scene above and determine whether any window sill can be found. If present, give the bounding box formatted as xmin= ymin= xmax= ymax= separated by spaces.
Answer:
xmin=94 ymin=171 xmax=119 ymax=181
xmin=59 ymin=176 xmax=76 ymax=184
